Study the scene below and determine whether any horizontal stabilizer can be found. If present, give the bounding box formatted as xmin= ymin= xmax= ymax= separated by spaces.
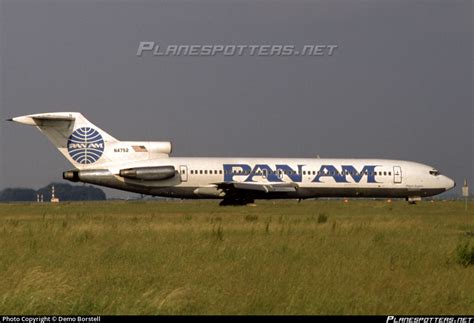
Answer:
xmin=9 ymin=113 xmax=76 ymax=126
xmin=33 ymin=115 xmax=76 ymax=121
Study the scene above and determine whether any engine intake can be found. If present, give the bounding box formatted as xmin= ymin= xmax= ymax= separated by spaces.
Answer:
xmin=63 ymin=170 xmax=80 ymax=182
xmin=119 ymin=166 xmax=176 ymax=181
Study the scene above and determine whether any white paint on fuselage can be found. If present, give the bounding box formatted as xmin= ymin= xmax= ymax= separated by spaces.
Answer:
xmin=108 ymin=157 xmax=455 ymax=192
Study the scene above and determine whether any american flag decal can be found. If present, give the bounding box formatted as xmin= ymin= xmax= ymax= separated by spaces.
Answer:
xmin=132 ymin=145 xmax=148 ymax=152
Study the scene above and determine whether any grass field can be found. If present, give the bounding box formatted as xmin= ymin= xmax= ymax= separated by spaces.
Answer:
xmin=0 ymin=200 xmax=473 ymax=315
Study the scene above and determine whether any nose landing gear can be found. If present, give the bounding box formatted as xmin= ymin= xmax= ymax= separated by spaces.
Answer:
xmin=406 ymin=196 xmax=421 ymax=204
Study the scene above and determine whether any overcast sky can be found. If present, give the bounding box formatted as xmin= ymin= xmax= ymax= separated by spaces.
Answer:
xmin=0 ymin=0 xmax=471 ymax=198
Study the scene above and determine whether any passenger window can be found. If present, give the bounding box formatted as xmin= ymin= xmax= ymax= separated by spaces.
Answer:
xmin=200 ymin=170 xmax=203 ymax=174
xmin=219 ymin=170 xmax=223 ymax=175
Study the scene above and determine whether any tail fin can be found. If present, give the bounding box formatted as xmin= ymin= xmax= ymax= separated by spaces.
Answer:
xmin=9 ymin=112 xmax=171 ymax=169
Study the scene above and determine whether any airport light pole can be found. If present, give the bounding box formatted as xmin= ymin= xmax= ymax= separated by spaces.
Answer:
xmin=462 ymin=179 xmax=469 ymax=212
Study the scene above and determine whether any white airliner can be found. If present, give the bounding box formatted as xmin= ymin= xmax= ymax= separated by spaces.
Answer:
xmin=9 ymin=112 xmax=455 ymax=205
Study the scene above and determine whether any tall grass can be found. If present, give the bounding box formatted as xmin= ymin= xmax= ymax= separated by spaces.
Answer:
xmin=0 ymin=200 xmax=473 ymax=314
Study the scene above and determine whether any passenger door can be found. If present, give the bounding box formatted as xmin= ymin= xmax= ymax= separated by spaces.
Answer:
xmin=393 ymin=166 xmax=402 ymax=184
xmin=180 ymin=165 xmax=188 ymax=182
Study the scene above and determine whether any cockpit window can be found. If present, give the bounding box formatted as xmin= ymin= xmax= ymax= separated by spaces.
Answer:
xmin=429 ymin=170 xmax=440 ymax=176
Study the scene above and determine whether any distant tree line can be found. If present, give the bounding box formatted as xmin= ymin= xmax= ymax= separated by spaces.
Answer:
xmin=0 ymin=183 xmax=106 ymax=202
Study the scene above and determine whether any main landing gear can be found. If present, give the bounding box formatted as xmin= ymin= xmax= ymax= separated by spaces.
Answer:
xmin=219 ymin=197 xmax=255 ymax=206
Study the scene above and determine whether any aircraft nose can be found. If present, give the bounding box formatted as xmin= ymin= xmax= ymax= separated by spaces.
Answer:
xmin=445 ymin=176 xmax=456 ymax=191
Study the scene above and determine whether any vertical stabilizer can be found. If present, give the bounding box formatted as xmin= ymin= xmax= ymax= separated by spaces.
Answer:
xmin=9 ymin=112 xmax=171 ymax=170
xmin=10 ymin=112 xmax=117 ymax=169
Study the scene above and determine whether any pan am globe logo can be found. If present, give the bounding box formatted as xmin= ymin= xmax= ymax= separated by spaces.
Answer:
xmin=67 ymin=127 xmax=104 ymax=164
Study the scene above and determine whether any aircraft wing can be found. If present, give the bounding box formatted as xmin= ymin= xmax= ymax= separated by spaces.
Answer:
xmin=217 ymin=182 xmax=298 ymax=193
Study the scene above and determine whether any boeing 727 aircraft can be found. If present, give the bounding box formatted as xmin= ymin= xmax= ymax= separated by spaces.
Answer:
xmin=9 ymin=112 xmax=455 ymax=205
